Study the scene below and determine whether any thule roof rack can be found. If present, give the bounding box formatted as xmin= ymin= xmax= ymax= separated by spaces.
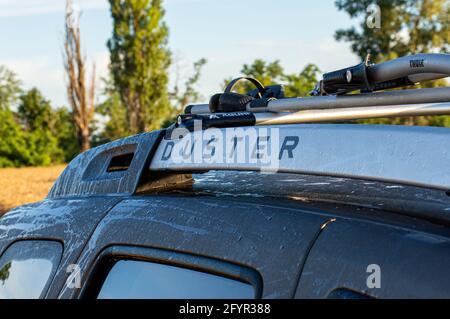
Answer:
xmin=177 ymin=53 xmax=450 ymax=130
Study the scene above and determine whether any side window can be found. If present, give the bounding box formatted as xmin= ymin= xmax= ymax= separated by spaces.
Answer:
xmin=97 ymin=260 xmax=255 ymax=299
xmin=0 ymin=240 xmax=63 ymax=299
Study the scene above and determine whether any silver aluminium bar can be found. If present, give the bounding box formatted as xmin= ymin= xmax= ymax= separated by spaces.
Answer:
xmin=188 ymin=86 xmax=450 ymax=115
xmin=188 ymin=103 xmax=210 ymax=114
xmin=262 ymin=86 xmax=450 ymax=113
xmin=254 ymin=102 xmax=450 ymax=125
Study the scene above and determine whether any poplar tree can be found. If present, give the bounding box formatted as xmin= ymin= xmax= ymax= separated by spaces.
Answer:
xmin=108 ymin=0 xmax=172 ymax=133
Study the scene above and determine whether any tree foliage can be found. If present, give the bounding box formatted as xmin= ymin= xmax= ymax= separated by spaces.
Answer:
xmin=96 ymin=77 xmax=130 ymax=143
xmin=108 ymin=0 xmax=172 ymax=133
xmin=335 ymin=0 xmax=450 ymax=126
xmin=17 ymin=89 xmax=63 ymax=166
xmin=18 ymin=88 xmax=52 ymax=131
xmin=335 ymin=0 xmax=449 ymax=63
xmin=52 ymin=107 xmax=79 ymax=162
xmin=0 ymin=108 xmax=28 ymax=167
xmin=224 ymin=60 xmax=284 ymax=94
xmin=224 ymin=59 xmax=320 ymax=97
xmin=0 ymin=66 xmax=79 ymax=167
xmin=100 ymin=57 xmax=208 ymax=140
xmin=283 ymin=64 xmax=321 ymax=97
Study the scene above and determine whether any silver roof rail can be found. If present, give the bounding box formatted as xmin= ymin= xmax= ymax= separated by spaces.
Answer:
xmin=253 ymin=102 xmax=450 ymax=125
xmin=150 ymin=124 xmax=450 ymax=190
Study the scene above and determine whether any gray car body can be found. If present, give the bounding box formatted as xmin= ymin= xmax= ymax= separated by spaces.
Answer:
xmin=1 ymin=127 xmax=450 ymax=299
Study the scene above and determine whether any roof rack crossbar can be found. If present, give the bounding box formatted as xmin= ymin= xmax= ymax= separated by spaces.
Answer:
xmin=254 ymin=102 xmax=450 ymax=125
xmin=175 ymin=102 xmax=450 ymax=130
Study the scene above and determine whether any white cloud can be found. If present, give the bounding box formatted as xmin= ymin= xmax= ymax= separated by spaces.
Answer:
xmin=0 ymin=0 xmax=108 ymax=17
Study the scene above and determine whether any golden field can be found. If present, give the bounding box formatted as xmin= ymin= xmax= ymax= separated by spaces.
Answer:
xmin=0 ymin=165 xmax=66 ymax=216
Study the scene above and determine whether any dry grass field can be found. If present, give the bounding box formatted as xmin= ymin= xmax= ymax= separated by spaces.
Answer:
xmin=0 ymin=165 xmax=66 ymax=216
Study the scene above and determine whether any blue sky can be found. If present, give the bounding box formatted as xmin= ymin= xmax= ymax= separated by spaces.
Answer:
xmin=0 ymin=0 xmax=359 ymax=107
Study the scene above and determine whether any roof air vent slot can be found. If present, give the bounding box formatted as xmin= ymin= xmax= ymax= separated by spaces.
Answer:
xmin=107 ymin=152 xmax=135 ymax=172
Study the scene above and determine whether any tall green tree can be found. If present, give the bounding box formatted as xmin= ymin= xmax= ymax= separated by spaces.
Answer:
xmin=108 ymin=0 xmax=172 ymax=133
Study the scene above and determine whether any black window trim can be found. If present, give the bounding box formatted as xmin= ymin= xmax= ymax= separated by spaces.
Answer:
xmin=79 ymin=245 xmax=263 ymax=299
